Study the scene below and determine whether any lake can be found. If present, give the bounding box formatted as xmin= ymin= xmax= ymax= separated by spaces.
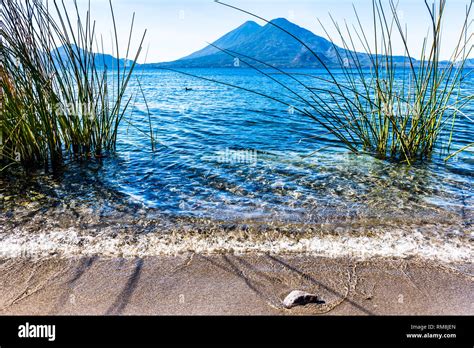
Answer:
xmin=1 ymin=68 xmax=472 ymax=260
xmin=116 ymin=68 xmax=474 ymax=221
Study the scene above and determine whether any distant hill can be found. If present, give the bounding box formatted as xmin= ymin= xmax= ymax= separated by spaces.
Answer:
xmin=52 ymin=24 xmax=472 ymax=70
xmin=52 ymin=44 xmax=135 ymax=69
xmin=181 ymin=21 xmax=262 ymax=61
xmin=151 ymin=18 xmax=412 ymax=69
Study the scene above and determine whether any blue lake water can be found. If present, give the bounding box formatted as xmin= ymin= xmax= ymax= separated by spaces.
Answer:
xmin=2 ymin=68 xmax=473 ymax=229
xmin=91 ymin=67 xmax=473 ymax=225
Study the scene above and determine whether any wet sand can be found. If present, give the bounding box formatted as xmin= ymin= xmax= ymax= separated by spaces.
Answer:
xmin=0 ymin=254 xmax=472 ymax=315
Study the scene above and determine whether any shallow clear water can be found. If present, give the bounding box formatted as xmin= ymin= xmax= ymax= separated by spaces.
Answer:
xmin=103 ymin=68 xmax=474 ymax=224
xmin=1 ymin=68 xmax=473 ymax=247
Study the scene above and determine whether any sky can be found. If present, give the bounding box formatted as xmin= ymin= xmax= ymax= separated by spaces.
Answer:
xmin=67 ymin=0 xmax=473 ymax=63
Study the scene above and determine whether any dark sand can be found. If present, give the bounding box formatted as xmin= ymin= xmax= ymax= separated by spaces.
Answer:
xmin=0 ymin=254 xmax=472 ymax=315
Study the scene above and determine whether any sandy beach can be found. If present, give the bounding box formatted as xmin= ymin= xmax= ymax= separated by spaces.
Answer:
xmin=1 ymin=254 xmax=472 ymax=315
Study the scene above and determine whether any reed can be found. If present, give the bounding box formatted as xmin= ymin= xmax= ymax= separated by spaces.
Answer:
xmin=213 ymin=0 xmax=473 ymax=164
xmin=1 ymin=0 xmax=146 ymax=170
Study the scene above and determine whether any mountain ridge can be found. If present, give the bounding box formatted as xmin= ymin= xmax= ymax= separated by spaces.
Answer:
xmin=52 ymin=44 xmax=135 ymax=68
xmin=151 ymin=18 xmax=415 ymax=69
xmin=181 ymin=20 xmax=262 ymax=61
xmin=54 ymin=20 xmax=474 ymax=70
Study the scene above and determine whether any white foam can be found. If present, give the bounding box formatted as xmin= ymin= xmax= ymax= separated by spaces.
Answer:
xmin=0 ymin=226 xmax=472 ymax=262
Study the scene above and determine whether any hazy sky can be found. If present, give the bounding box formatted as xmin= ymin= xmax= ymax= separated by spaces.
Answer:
xmin=68 ymin=0 xmax=473 ymax=63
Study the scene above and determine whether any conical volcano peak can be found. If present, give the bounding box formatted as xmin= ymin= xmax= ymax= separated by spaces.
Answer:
xmin=239 ymin=20 xmax=261 ymax=29
xmin=269 ymin=18 xmax=293 ymax=25
xmin=154 ymin=17 xmax=411 ymax=68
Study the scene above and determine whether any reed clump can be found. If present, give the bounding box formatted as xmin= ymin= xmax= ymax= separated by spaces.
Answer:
xmin=215 ymin=0 xmax=473 ymax=164
xmin=1 ymin=0 xmax=146 ymax=170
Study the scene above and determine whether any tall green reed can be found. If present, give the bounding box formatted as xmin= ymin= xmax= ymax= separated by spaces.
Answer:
xmin=211 ymin=0 xmax=473 ymax=164
xmin=1 ymin=0 xmax=146 ymax=170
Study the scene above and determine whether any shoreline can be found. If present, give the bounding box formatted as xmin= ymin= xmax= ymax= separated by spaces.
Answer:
xmin=1 ymin=223 xmax=472 ymax=263
xmin=1 ymin=254 xmax=472 ymax=315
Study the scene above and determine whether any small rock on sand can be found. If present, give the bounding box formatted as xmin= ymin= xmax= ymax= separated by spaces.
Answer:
xmin=283 ymin=290 xmax=322 ymax=309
